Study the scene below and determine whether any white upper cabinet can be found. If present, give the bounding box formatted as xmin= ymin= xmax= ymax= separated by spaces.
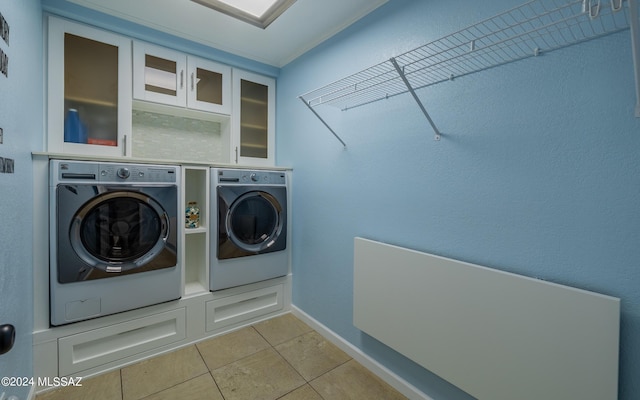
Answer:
xmin=133 ymin=41 xmax=231 ymax=115
xmin=47 ymin=16 xmax=132 ymax=157
xmin=232 ymin=69 xmax=276 ymax=166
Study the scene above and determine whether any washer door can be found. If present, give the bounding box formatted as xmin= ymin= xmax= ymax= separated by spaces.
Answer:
xmin=70 ymin=190 xmax=170 ymax=273
xmin=221 ymin=190 xmax=285 ymax=259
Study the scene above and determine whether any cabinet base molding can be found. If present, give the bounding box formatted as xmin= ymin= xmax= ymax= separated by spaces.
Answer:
xmin=33 ymin=276 xmax=291 ymax=392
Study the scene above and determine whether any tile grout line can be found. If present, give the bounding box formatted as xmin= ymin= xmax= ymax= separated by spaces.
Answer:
xmin=193 ymin=341 xmax=228 ymax=400
xmin=136 ymin=372 xmax=214 ymax=400
xmin=298 ymin=355 xmax=354 ymax=398
xmin=122 ymin=345 xmax=215 ymax=400
xmin=252 ymin=324 xmax=312 ymax=400
xmin=119 ymin=368 xmax=124 ymax=400
xmin=197 ymin=326 xmax=277 ymax=374
xmin=191 ymin=324 xmax=300 ymax=400
xmin=250 ymin=321 xmax=336 ymax=400
xmin=252 ymin=321 xmax=351 ymax=400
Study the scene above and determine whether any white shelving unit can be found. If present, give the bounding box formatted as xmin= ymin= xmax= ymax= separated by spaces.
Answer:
xmin=182 ymin=166 xmax=210 ymax=296
xmin=300 ymin=0 xmax=640 ymax=146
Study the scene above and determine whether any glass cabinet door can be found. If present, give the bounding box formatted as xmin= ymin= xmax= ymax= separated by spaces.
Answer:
xmin=187 ymin=57 xmax=231 ymax=114
xmin=133 ymin=42 xmax=186 ymax=107
xmin=48 ymin=17 xmax=132 ymax=157
xmin=144 ymin=55 xmax=179 ymax=97
xmin=239 ymin=80 xmax=269 ymax=159
xmin=64 ymin=33 xmax=118 ymax=147
xmin=233 ymin=70 xmax=275 ymax=166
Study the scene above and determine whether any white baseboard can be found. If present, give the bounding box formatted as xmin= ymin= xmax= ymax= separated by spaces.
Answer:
xmin=290 ymin=305 xmax=433 ymax=400
xmin=18 ymin=384 xmax=36 ymax=400
xmin=27 ymin=385 xmax=35 ymax=400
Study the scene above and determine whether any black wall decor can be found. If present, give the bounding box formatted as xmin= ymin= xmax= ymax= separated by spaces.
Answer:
xmin=0 ymin=11 xmax=8 ymax=78
xmin=0 ymin=12 xmax=8 ymax=45
xmin=0 ymin=48 xmax=7 ymax=78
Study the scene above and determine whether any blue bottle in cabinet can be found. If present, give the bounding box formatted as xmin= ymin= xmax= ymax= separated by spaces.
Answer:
xmin=64 ymin=108 xmax=87 ymax=144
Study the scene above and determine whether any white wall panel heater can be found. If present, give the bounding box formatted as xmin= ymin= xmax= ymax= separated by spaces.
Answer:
xmin=353 ymin=237 xmax=620 ymax=400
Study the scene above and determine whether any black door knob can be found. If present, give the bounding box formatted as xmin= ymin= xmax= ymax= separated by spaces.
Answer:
xmin=0 ymin=324 xmax=15 ymax=355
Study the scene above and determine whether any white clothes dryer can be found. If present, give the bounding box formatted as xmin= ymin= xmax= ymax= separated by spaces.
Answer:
xmin=210 ymin=168 xmax=289 ymax=291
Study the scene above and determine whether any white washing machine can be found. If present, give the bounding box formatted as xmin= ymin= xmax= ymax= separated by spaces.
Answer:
xmin=49 ymin=160 xmax=182 ymax=326
xmin=210 ymin=168 xmax=289 ymax=291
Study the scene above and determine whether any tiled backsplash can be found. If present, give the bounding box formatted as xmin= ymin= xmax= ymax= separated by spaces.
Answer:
xmin=132 ymin=110 xmax=228 ymax=162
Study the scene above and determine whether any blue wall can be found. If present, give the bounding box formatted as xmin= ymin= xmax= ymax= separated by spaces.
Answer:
xmin=0 ymin=0 xmax=42 ymax=398
xmin=277 ymin=0 xmax=640 ymax=398
xmin=1 ymin=0 xmax=637 ymax=398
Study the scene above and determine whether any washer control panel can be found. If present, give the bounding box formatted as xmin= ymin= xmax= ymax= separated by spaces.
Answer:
xmin=52 ymin=160 xmax=178 ymax=184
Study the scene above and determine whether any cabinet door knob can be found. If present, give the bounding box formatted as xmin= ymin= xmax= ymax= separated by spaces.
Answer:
xmin=180 ymin=70 xmax=184 ymax=89
xmin=191 ymin=72 xmax=195 ymax=91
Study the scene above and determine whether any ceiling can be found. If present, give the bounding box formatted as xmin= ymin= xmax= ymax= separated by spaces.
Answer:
xmin=67 ymin=0 xmax=389 ymax=67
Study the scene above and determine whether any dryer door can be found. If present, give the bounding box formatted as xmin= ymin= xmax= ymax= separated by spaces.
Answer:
xmin=218 ymin=187 xmax=286 ymax=259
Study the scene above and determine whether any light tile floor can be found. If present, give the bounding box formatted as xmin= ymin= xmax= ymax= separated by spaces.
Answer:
xmin=36 ymin=313 xmax=407 ymax=400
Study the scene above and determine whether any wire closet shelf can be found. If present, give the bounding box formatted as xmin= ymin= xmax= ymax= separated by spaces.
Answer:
xmin=299 ymin=0 xmax=636 ymax=145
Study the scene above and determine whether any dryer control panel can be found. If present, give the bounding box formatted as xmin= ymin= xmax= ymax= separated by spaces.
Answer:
xmin=216 ymin=168 xmax=286 ymax=186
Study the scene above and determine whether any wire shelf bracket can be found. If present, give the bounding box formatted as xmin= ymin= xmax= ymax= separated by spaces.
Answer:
xmin=390 ymin=57 xmax=442 ymax=141
xmin=298 ymin=96 xmax=347 ymax=147
xmin=299 ymin=0 xmax=639 ymax=146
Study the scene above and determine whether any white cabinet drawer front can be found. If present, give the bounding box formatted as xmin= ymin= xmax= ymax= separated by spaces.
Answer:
xmin=58 ymin=308 xmax=186 ymax=376
xmin=206 ymin=285 xmax=284 ymax=331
